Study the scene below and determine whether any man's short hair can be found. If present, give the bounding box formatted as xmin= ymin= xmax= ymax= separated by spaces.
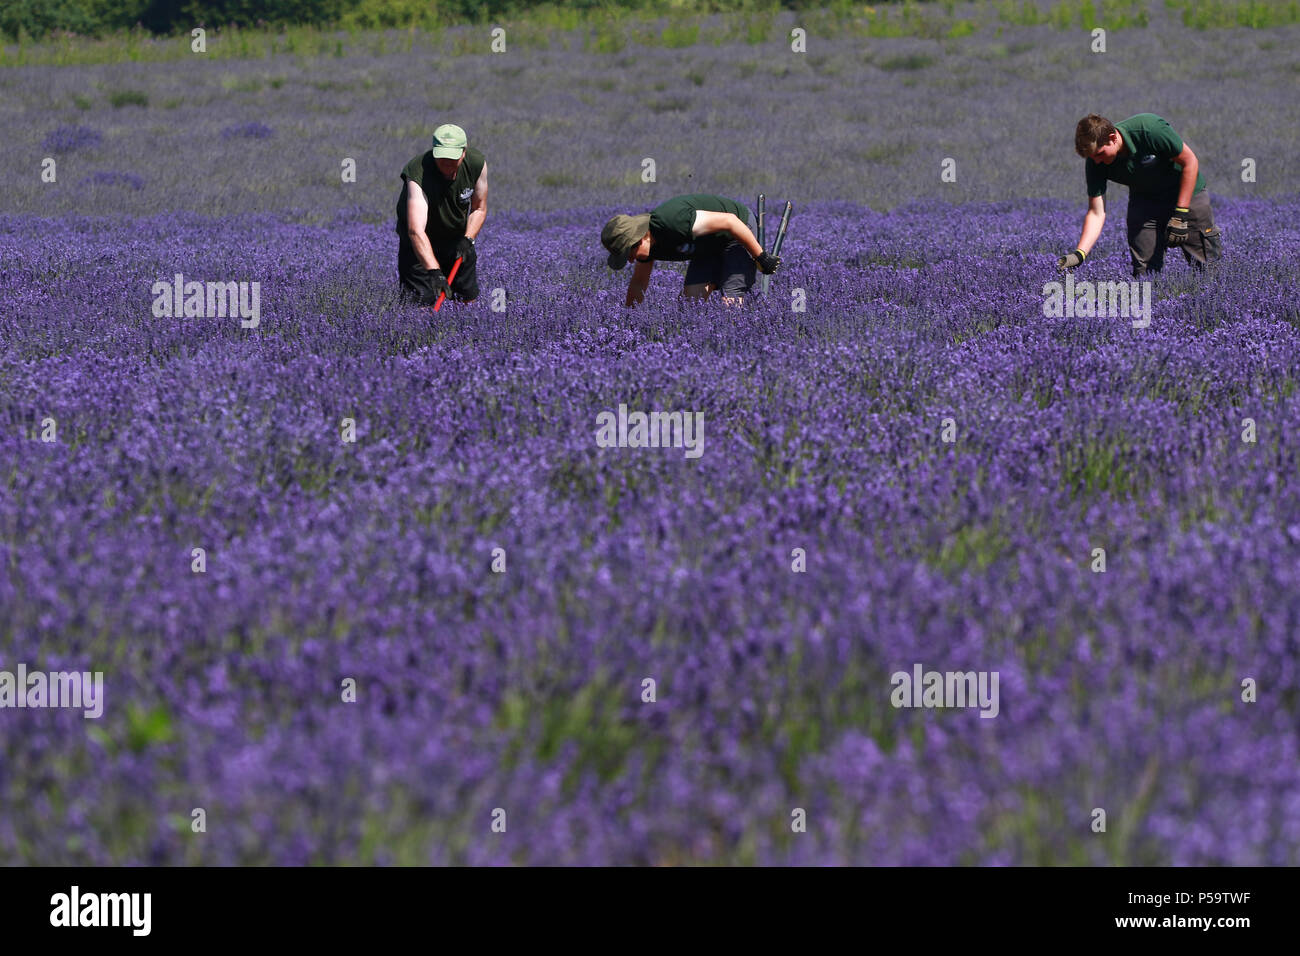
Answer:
xmin=1075 ymin=114 xmax=1117 ymax=157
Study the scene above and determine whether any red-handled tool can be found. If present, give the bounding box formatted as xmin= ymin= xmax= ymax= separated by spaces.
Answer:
xmin=434 ymin=256 xmax=463 ymax=312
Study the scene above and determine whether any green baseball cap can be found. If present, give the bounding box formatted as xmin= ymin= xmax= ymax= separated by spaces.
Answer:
xmin=431 ymin=124 xmax=468 ymax=159
xmin=601 ymin=213 xmax=651 ymax=270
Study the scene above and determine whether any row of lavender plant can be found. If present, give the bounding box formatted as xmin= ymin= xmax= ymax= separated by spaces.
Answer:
xmin=2 ymin=197 xmax=1297 ymax=863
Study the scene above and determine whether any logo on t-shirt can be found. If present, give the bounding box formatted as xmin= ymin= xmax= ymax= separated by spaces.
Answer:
xmin=1137 ymin=154 xmax=1158 ymax=168
xmin=458 ymin=187 xmax=473 ymax=206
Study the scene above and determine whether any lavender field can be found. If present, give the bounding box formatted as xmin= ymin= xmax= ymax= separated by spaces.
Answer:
xmin=4 ymin=5 xmax=1300 ymax=865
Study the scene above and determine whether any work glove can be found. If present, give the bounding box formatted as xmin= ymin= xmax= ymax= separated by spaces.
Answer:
xmin=424 ymin=267 xmax=449 ymax=298
xmin=456 ymin=235 xmax=476 ymax=262
xmin=1166 ymin=209 xmax=1190 ymax=246
xmin=754 ymin=251 xmax=781 ymax=275
xmin=1056 ymin=248 xmax=1086 ymax=270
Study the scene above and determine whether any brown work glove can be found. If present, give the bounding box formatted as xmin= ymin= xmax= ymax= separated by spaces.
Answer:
xmin=1166 ymin=208 xmax=1191 ymax=246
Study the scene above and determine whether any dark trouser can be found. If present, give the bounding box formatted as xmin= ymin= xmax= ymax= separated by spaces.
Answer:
xmin=397 ymin=236 xmax=479 ymax=305
xmin=683 ymin=209 xmax=757 ymax=299
xmin=1126 ymin=191 xmax=1222 ymax=278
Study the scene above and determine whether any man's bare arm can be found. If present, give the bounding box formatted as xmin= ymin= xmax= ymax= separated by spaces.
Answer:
xmin=466 ymin=163 xmax=488 ymax=241
xmin=405 ymin=180 xmax=440 ymax=270
xmin=1074 ymin=195 xmax=1107 ymax=257
xmin=1173 ymin=143 xmax=1198 ymax=210
xmin=692 ymin=211 xmax=763 ymax=257
xmin=626 ymin=259 xmax=654 ymax=308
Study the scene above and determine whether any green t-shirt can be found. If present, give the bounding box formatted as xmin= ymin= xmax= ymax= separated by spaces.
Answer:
xmin=648 ymin=193 xmax=750 ymax=261
xmin=1085 ymin=113 xmax=1206 ymax=200
xmin=395 ymin=147 xmax=486 ymax=243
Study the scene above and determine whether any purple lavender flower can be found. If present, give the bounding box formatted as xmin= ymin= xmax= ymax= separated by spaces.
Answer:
xmin=78 ymin=170 xmax=145 ymax=190
xmin=41 ymin=125 xmax=103 ymax=152
xmin=2 ymin=6 xmax=1298 ymax=866
xmin=220 ymin=121 xmax=276 ymax=140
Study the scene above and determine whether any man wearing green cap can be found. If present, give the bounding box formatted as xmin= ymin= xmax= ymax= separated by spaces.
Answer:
xmin=395 ymin=123 xmax=488 ymax=305
xmin=1058 ymin=113 xmax=1222 ymax=278
xmin=601 ymin=193 xmax=780 ymax=308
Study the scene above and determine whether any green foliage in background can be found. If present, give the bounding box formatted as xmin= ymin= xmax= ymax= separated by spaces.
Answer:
xmin=2 ymin=0 xmax=1296 ymax=44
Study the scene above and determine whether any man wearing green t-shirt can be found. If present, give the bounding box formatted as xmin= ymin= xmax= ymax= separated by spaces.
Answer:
xmin=601 ymin=193 xmax=780 ymax=307
xmin=1058 ymin=113 xmax=1222 ymax=277
xmin=395 ymin=123 xmax=488 ymax=305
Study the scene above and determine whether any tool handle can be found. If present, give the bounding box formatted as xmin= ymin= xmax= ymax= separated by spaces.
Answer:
xmin=434 ymin=256 xmax=464 ymax=312
xmin=771 ymin=201 xmax=793 ymax=257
